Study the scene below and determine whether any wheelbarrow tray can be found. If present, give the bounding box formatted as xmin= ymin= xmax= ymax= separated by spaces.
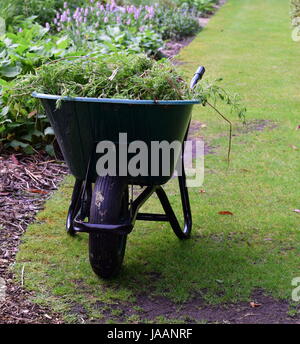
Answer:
xmin=33 ymin=93 xmax=200 ymax=185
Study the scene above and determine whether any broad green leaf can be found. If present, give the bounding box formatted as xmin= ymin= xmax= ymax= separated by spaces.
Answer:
xmin=0 ymin=48 xmax=6 ymax=59
xmin=0 ymin=106 xmax=9 ymax=117
xmin=56 ymin=36 xmax=69 ymax=49
xmin=0 ymin=65 xmax=22 ymax=78
xmin=9 ymin=140 xmax=29 ymax=149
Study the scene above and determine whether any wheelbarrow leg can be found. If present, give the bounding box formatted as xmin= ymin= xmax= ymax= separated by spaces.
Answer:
xmin=155 ymin=132 xmax=192 ymax=239
xmin=66 ymin=179 xmax=83 ymax=236
xmin=156 ymin=172 xmax=192 ymax=240
xmin=178 ymin=166 xmax=192 ymax=238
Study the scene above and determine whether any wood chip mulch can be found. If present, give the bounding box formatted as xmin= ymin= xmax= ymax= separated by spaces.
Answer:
xmin=0 ymin=152 xmax=69 ymax=323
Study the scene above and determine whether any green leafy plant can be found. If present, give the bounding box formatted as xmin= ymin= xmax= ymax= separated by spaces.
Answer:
xmin=65 ymin=24 xmax=163 ymax=56
xmin=0 ymin=19 xmax=75 ymax=80
xmin=151 ymin=6 xmax=200 ymax=40
xmin=0 ymin=18 xmax=82 ymax=154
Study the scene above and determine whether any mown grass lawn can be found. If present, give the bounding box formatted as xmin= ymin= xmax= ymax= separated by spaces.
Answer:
xmin=14 ymin=0 xmax=300 ymax=323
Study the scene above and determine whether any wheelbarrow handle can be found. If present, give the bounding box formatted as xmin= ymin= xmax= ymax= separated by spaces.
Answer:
xmin=190 ymin=66 xmax=206 ymax=89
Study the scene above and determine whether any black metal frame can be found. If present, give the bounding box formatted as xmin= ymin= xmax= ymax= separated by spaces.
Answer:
xmin=66 ymin=128 xmax=192 ymax=240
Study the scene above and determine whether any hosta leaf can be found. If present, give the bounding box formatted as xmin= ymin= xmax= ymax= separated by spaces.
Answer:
xmin=0 ymin=106 xmax=9 ymax=117
xmin=56 ymin=36 xmax=69 ymax=49
xmin=8 ymin=139 xmax=29 ymax=149
xmin=0 ymin=65 xmax=22 ymax=78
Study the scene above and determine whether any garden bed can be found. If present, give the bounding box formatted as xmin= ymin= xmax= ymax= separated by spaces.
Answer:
xmin=0 ymin=153 xmax=67 ymax=323
xmin=0 ymin=0 xmax=226 ymax=155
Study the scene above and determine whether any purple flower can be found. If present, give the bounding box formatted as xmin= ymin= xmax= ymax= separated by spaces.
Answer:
xmin=127 ymin=5 xmax=134 ymax=14
xmin=147 ymin=6 xmax=155 ymax=18
xmin=134 ymin=8 xmax=141 ymax=20
xmin=110 ymin=0 xmax=116 ymax=11
xmin=60 ymin=11 xmax=68 ymax=22
xmin=104 ymin=16 xmax=108 ymax=23
xmin=63 ymin=2 xmax=68 ymax=9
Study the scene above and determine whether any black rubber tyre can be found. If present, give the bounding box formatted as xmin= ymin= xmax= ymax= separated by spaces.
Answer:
xmin=89 ymin=176 xmax=128 ymax=279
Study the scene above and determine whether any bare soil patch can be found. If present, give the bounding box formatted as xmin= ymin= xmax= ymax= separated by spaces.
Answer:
xmin=133 ymin=289 xmax=300 ymax=324
xmin=237 ymin=119 xmax=277 ymax=135
xmin=160 ymin=37 xmax=196 ymax=61
xmin=87 ymin=289 xmax=300 ymax=324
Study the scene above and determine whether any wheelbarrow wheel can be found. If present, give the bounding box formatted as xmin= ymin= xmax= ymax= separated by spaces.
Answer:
xmin=89 ymin=176 xmax=128 ymax=279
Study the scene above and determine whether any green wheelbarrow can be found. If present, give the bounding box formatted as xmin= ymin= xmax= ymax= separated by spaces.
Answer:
xmin=33 ymin=66 xmax=205 ymax=279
